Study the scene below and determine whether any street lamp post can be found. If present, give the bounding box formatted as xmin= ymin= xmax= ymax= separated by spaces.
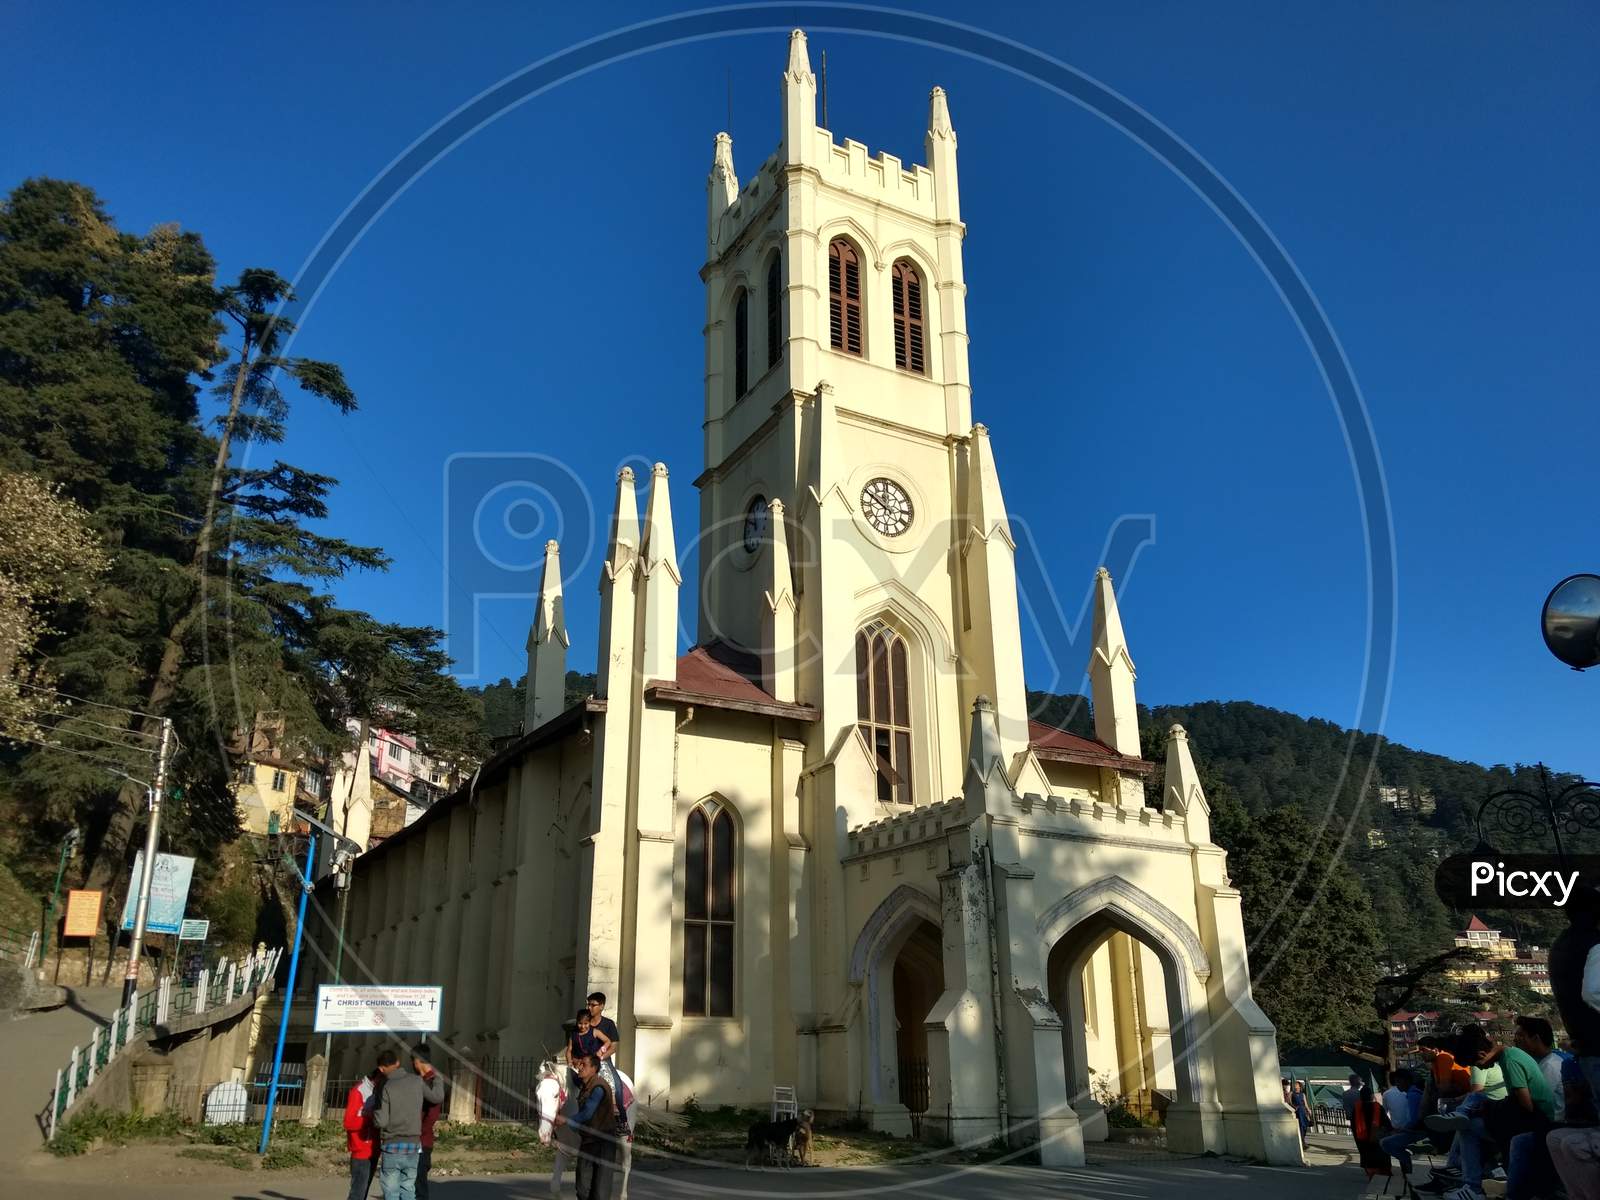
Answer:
xmin=1475 ymin=765 xmax=1600 ymax=866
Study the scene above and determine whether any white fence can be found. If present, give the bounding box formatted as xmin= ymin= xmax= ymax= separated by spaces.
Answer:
xmin=43 ymin=945 xmax=283 ymax=1140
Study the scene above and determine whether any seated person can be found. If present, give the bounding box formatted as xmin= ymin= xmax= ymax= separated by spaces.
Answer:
xmin=1378 ymin=1069 xmax=1430 ymax=1180
xmin=1425 ymin=1024 xmax=1555 ymax=1200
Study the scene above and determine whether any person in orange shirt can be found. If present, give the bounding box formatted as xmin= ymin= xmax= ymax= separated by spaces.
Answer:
xmin=1415 ymin=1036 xmax=1473 ymax=1195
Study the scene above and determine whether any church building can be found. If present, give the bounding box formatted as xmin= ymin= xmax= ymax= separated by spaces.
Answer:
xmin=321 ymin=30 xmax=1300 ymax=1166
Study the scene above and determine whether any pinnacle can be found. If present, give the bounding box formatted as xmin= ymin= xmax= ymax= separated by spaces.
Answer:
xmin=786 ymin=28 xmax=813 ymax=81
xmin=928 ymin=85 xmax=953 ymax=136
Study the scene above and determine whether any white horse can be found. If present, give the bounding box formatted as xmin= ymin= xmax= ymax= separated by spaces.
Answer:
xmin=536 ymin=1058 xmax=634 ymax=1200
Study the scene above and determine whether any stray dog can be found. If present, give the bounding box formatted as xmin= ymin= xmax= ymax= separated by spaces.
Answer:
xmin=791 ymin=1110 xmax=814 ymax=1165
xmin=745 ymin=1116 xmax=800 ymax=1166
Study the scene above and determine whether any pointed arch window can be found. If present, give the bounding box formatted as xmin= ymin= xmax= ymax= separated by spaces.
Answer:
xmin=684 ymin=799 xmax=736 ymax=1016
xmin=855 ymin=621 xmax=914 ymax=805
xmin=765 ymin=253 xmax=783 ymax=369
xmin=733 ymin=289 xmax=749 ymax=398
xmin=891 ymin=260 xmax=926 ymax=374
xmin=828 ymin=238 xmax=863 ymax=356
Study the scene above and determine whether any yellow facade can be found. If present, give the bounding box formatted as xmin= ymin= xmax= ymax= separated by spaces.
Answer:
xmin=316 ymin=30 xmax=1299 ymax=1169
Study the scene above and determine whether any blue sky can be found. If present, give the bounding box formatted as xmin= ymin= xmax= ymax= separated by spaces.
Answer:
xmin=6 ymin=2 xmax=1596 ymax=775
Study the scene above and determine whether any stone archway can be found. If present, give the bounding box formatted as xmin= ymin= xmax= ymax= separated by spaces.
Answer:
xmin=847 ymin=885 xmax=944 ymax=1135
xmin=1037 ymin=878 xmax=1222 ymax=1155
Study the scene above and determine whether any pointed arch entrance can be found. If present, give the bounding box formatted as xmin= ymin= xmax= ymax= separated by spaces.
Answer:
xmin=1038 ymin=878 xmax=1222 ymax=1154
xmin=848 ymin=885 xmax=946 ymax=1134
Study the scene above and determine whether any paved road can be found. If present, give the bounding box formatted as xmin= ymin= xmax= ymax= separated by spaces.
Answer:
xmin=10 ymin=1158 xmax=1362 ymax=1200
xmin=0 ymin=985 xmax=121 ymax=1162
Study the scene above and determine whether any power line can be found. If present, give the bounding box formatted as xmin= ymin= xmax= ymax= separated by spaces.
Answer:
xmin=55 ymin=714 xmax=161 ymax=742
xmin=13 ymin=680 xmax=163 ymax=722
xmin=3 ymin=732 xmax=154 ymax=787
xmin=44 ymin=723 xmax=161 ymax=758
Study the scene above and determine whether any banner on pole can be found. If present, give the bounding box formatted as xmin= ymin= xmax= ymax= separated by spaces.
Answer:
xmin=314 ymin=985 xmax=443 ymax=1033
xmin=120 ymin=852 xmax=196 ymax=935
xmin=62 ymin=890 xmax=102 ymax=938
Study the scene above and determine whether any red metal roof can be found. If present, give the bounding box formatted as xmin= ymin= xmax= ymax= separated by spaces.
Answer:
xmin=670 ymin=642 xmax=773 ymax=704
xmin=1027 ymin=719 xmax=1152 ymax=774
xmin=1465 ymin=915 xmax=1492 ymax=932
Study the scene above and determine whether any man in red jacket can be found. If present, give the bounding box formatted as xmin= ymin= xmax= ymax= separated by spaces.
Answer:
xmin=412 ymin=1046 xmax=445 ymax=1200
xmin=344 ymin=1054 xmax=392 ymax=1200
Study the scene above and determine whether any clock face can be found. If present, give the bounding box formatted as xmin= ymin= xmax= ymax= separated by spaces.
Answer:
xmin=861 ymin=477 xmax=913 ymax=537
xmin=743 ymin=496 xmax=769 ymax=553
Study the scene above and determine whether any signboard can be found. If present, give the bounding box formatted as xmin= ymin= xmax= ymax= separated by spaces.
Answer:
xmin=314 ymin=985 xmax=443 ymax=1033
xmin=120 ymin=851 xmax=197 ymax=935
xmin=178 ymin=918 xmax=210 ymax=942
xmin=62 ymin=889 xmax=103 ymax=938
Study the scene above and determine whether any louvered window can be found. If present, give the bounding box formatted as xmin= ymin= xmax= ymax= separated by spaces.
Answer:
xmin=734 ymin=290 xmax=749 ymax=398
xmin=891 ymin=260 xmax=926 ymax=374
xmin=828 ymin=239 xmax=863 ymax=356
xmin=765 ymin=254 xmax=782 ymax=369
xmin=683 ymin=799 xmax=736 ymax=1016
xmin=855 ymin=621 xmax=914 ymax=805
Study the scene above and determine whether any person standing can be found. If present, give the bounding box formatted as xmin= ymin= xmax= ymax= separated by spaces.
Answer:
xmin=1342 ymin=1073 xmax=1363 ymax=1124
xmin=343 ymin=1063 xmax=383 ymax=1200
xmin=412 ymin=1046 xmax=445 ymax=1200
xmin=1290 ymin=1079 xmax=1316 ymax=1148
xmin=556 ymin=1054 xmax=616 ymax=1200
xmin=1352 ymin=1084 xmax=1394 ymax=1186
xmin=373 ymin=1050 xmax=446 ymax=1200
xmin=1550 ymin=888 xmax=1600 ymax=1106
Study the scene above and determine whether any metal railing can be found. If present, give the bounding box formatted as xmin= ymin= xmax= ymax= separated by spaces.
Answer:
xmin=0 ymin=922 xmax=40 ymax=968
xmin=42 ymin=946 xmax=283 ymax=1141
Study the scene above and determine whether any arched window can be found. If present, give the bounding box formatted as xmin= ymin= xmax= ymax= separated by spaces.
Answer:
xmin=765 ymin=253 xmax=782 ymax=369
xmin=733 ymin=289 xmax=749 ymax=398
xmin=891 ymin=260 xmax=926 ymax=375
xmin=828 ymin=238 xmax=863 ymax=356
xmin=684 ymin=799 xmax=736 ymax=1016
xmin=855 ymin=621 xmax=913 ymax=805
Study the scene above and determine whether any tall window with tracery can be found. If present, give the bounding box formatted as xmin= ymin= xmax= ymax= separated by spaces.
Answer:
xmin=733 ymin=289 xmax=749 ymax=397
xmin=855 ymin=621 xmax=914 ymax=805
xmin=828 ymin=238 xmax=863 ymax=355
xmin=765 ymin=254 xmax=782 ymax=369
xmin=891 ymin=260 xmax=926 ymax=374
xmin=683 ymin=799 xmax=736 ymax=1016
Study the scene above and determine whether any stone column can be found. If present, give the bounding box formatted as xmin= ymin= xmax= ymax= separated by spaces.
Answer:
xmin=300 ymin=1054 xmax=327 ymax=1126
xmin=987 ymin=815 xmax=1083 ymax=1166
xmin=924 ymin=850 xmax=1000 ymax=1147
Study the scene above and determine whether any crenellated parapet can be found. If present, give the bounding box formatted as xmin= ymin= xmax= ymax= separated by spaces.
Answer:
xmin=844 ymin=795 xmax=967 ymax=860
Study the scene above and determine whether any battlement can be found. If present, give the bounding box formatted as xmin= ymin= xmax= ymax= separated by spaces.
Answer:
xmin=846 ymin=795 xmax=966 ymax=858
xmin=813 ymin=131 xmax=938 ymax=217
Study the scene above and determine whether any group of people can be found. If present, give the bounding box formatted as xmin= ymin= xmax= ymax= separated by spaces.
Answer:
xmin=342 ymin=1045 xmax=445 ymax=1200
xmin=555 ymin=992 xmax=633 ymax=1200
xmin=1342 ymin=1016 xmax=1585 ymax=1199
xmin=338 ymin=993 xmax=632 ymax=1200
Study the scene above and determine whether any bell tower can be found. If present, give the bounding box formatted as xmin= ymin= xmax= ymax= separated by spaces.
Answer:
xmin=696 ymin=30 xmax=1027 ymax=801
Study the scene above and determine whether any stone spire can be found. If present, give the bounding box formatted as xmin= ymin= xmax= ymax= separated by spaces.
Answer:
xmin=1088 ymin=567 xmax=1140 ymax=758
xmin=1164 ymin=724 xmax=1212 ymax=845
xmin=781 ymin=29 xmax=817 ymax=165
xmin=760 ymin=498 xmax=796 ymax=701
xmin=961 ymin=694 xmax=1013 ymax=821
xmin=637 ymin=463 xmax=681 ymax=680
xmin=595 ymin=466 xmax=641 ymax=701
xmin=925 ymin=85 xmax=960 ymax=221
xmin=707 ymin=132 xmax=738 ymax=253
xmin=959 ymin=424 xmax=1027 ymax=763
xmin=524 ymin=539 xmax=569 ymax=732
